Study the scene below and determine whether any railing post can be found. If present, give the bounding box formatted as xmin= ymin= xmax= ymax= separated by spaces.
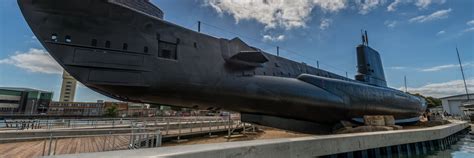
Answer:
xmin=48 ymin=133 xmax=53 ymax=156
xmin=112 ymin=133 xmax=116 ymax=151
xmin=53 ymin=137 xmax=58 ymax=155
xmin=42 ymin=138 xmax=47 ymax=156
xmin=200 ymin=119 xmax=203 ymax=132
xmin=166 ymin=118 xmax=170 ymax=135
xmin=190 ymin=120 xmax=193 ymax=133
xmin=47 ymin=119 xmax=50 ymax=130
xmin=178 ymin=118 xmax=182 ymax=140
xmin=138 ymin=128 xmax=143 ymax=148
xmin=103 ymin=134 xmax=108 ymax=151
xmin=130 ymin=127 xmax=134 ymax=149
xmin=208 ymin=120 xmax=212 ymax=136
xmin=227 ymin=115 xmax=231 ymax=138
xmin=146 ymin=132 xmax=150 ymax=148
xmin=144 ymin=119 xmax=148 ymax=129
xmin=155 ymin=130 xmax=162 ymax=147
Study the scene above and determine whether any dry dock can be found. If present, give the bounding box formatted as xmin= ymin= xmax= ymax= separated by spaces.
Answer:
xmin=47 ymin=121 xmax=470 ymax=158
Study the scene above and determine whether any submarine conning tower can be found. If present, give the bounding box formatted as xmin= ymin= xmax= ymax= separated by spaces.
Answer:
xmin=355 ymin=32 xmax=387 ymax=87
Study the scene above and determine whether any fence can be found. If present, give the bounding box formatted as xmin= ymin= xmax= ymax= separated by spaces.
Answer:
xmin=1 ymin=116 xmax=236 ymax=131
xmin=0 ymin=129 xmax=162 ymax=157
xmin=0 ymin=116 xmax=252 ymax=157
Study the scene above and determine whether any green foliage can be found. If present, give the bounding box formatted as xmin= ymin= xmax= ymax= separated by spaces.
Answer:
xmin=410 ymin=93 xmax=442 ymax=108
xmin=104 ymin=105 xmax=118 ymax=117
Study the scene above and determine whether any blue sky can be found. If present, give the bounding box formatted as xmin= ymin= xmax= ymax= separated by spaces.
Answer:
xmin=0 ymin=0 xmax=473 ymax=101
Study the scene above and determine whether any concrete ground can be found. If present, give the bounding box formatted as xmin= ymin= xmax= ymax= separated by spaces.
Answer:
xmin=163 ymin=126 xmax=311 ymax=147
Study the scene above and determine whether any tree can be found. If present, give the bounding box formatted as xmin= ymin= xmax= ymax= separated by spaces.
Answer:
xmin=104 ymin=105 xmax=119 ymax=117
xmin=410 ymin=93 xmax=442 ymax=108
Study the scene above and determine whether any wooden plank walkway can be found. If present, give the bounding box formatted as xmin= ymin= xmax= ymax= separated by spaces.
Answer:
xmin=0 ymin=136 xmax=131 ymax=158
xmin=0 ymin=125 xmax=243 ymax=158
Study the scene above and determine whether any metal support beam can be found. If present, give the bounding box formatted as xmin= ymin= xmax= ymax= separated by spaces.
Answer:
xmin=198 ymin=21 xmax=201 ymax=33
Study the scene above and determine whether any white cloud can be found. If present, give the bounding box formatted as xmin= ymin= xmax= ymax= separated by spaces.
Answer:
xmin=204 ymin=0 xmax=347 ymax=30
xmin=0 ymin=48 xmax=63 ymax=74
xmin=401 ymin=79 xmax=474 ymax=98
xmin=355 ymin=0 xmax=387 ymax=15
xmin=387 ymin=0 xmax=446 ymax=11
xmin=415 ymin=0 xmax=446 ymax=9
xmin=420 ymin=64 xmax=458 ymax=72
xmin=319 ymin=18 xmax=332 ymax=30
xmin=387 ymin=63 xmax=472 ymax=72
xmin=263 ymin=34 xmax=286 ymax=42
xmin=388 ymin=66 xmax=407 ymax=70
xmin=436 ymin=30 xmax=446 ymax=35
xmin=387 ymin=0 xmax=407 ymax=12
xmin=463 ymin=20 xmax=474 ymax=33
xmin=384 ymin=20 xmax=398 ymax=28
xmin=419 ymin=62 xmax=472 ymax=72
xmin=468 ymin=20 xmax=474 ymax=27
xmin=463 ymin=27 xmax=474 ymax=33
xmin=409 ymin=8 xmax=452 ymax=23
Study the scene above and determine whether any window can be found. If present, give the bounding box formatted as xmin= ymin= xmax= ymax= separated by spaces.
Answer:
xmin=51 ymin=33 xmax=58 ymax=41
xmin=65 ymin=35 xmax=72 ymax=43
xmin=91 ymin=39 xmax=97 ymax=46
xmin=123 ymin=43 xmax=128 ymax=50
xmin=144 ymin=46 xmax=149 ymax=53
xmin=105 ymin=41 xmax=111 ymax=48
xmin=158 ymin=41 xmax=177 ymax=60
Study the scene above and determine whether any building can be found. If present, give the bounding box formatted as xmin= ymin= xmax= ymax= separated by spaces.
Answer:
xmin=127 ymin=103 xmax=156 ymax=117
xmin=47 ymin=101 xmax=156 ymax=117
xmin=104 ymin=102 xmax=128 ymax=117
xmin=48 ymin=101 xmax=104 ymax=116
xmin=440 ymin=93 xmax=474 ymax=116
xmin=460 ymin=100 xmax=474 ymax=119
xmin=0 ymin=87 xmax=53 ymax=114
xmin=59 ymin=70 xmax=77 ymax=102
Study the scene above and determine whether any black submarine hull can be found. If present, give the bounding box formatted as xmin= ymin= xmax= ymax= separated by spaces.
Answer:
xmin=18 ymin=0 xmax=426 ymax=133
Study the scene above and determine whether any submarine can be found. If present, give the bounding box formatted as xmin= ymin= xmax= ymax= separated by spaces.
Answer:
xmin=18 ymin=0 xmax=426 ymax=133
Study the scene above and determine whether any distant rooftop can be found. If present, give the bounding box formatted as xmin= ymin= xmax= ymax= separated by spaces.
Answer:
xmin=439 ymin=93 xmax=474 ymax=100
xmin=0 ymin=87 xmax=52 ymax=93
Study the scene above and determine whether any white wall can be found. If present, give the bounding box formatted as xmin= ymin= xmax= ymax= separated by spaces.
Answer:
xmin=441 ymin=94 xmax=474 ymax=116
xmin=448 ymin=100 xmax=462 ymax=115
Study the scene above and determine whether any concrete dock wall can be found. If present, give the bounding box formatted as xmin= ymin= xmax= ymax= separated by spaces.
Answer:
xmin=51 ymin=122 xmax=470 ymax=158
